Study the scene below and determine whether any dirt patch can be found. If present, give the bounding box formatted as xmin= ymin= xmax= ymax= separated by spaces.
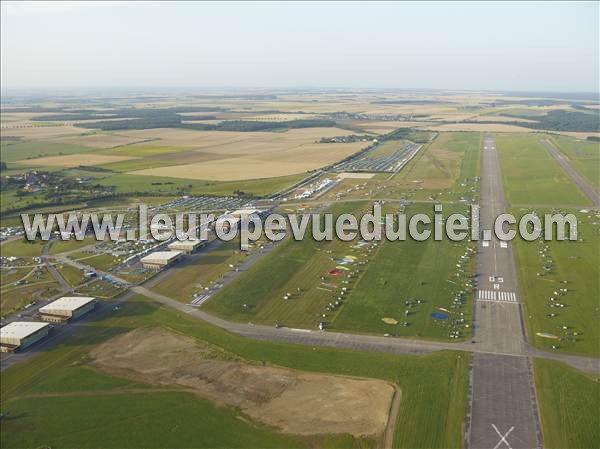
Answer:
xmin=90 ymin=327 xmax=395 ymax=437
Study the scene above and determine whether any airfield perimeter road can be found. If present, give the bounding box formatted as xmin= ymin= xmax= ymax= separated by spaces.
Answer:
xmin=466 ymin=135 xmax=541 ymax=449
xmin=540 ymin=139 xmax=600 ymax=208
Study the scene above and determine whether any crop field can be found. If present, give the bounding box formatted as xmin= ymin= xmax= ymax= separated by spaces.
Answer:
xmin=496 ymin=134 xmax=592 ymax=206
xmin=533 ymin=359 xmax=599 ymax=449
xmin=550 ymin=135 xmax=600 ymax=190
xmin=129 ymin=141 xmax=366 ymax=181
xmin=203 ymin=202 xmax=475 ymax=340
xmin=1 ymin=140 xmax=94 ymax=163
xmin=511 ymin=208 xmax=600 ymax=356
xmin=0 ymin=294 xmax=469 ymax=449
xmin=51 ymin=132 xmax=151 ymax=149
xmin=16 ymin=153 xmax=136 ymax=168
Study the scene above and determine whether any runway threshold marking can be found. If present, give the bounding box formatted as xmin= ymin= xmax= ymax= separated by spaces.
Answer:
xmin=477 ymin=290 xmax=517 ymax=302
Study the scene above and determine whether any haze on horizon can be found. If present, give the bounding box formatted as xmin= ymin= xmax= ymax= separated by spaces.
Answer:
xmin=1 ymin=1 xmax=598 ymax=93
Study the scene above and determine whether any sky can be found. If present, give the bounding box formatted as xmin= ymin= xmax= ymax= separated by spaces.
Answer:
xmin=1 ymin=1 xmax=598 ymax=92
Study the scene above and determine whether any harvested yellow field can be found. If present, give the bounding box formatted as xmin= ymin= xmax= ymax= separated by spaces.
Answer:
xmin=118 ymin=127 xmax=351 ymax=149
xmin=130 ymin=141 xmax=366 ymax=181
xmin=0 ymin=124 xmax=84 ymax=139
xmin=51 ymin=132 xmax=150 ymax=149
xmin=15 ymin=153 xmax=137 ymax=167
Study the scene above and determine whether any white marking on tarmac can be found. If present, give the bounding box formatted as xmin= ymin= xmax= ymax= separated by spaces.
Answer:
xmin=492 ymin=424 xmax=514 ymax=449
xmin=483 ymin=241 xmax=490 ymax=248
xmin=477 ymin=290 xmax=517 ymax=303
xmin=500 ymin=241 xmax=508 ymax=249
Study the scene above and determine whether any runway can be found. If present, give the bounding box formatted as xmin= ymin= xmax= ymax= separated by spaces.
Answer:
xmin=466 ymin=135 xmax=542 ymax=449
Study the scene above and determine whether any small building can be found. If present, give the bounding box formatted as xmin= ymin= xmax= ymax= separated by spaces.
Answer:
xmin=140 ymin=250 xmax=183 ymax=270
xmin=167 ymin=239 xmax=205 ymax=254
xmin=0 ymin=321 xmax=50 ymax=352
xmin=39 ymin=296 xmax=96 ymax=323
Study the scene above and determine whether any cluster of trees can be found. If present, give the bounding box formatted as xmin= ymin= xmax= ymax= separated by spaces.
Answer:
xmin=499 ymin=110 xmax=600 ymax=132
xmin=78 ymin=116 xmax=337 ymax=132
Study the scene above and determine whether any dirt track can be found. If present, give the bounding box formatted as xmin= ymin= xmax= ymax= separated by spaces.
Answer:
xmin=90 ymin=327 xmax=395 ymax=437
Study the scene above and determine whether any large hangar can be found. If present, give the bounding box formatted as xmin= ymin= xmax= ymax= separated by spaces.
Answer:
xmin=0 ymin=321 xmax=50 ymax=352
xmin=39 ymin=296 xmax=96 ymax=323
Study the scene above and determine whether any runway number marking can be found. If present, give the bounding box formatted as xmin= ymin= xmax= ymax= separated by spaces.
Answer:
xmin=491 ymin=424 xmax=514 ymax=449
xmin=493 ymin=283 xmax=500 ymax=290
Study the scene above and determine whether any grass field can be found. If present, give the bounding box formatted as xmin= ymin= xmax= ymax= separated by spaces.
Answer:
xmin=333 ymin=203 xmax=475 ymax=340
xmin=151 ymin=240 xmax=249 ymax=302
xmin=324 ymin=132 xmax=480 ymax=203
xmin=0 ymin=294 xmax=470 ymax=449
xmin=533 ymin=359 xmax=600 ymax=449
xmin=204 ymin=201 xmax=475 ymax=340
xmin=511 ymin=208 xmax=600 ymax=356
xmin=496 ymin=134 xmax=591 ymax=206
xmin=0 ymin=238 xmax=46 ymax=257
xmin=550 ymin=135 xmax=600 ymax=190
xmin=0 ymin=267 xmax=60 ymax=316
xmin=95 ymin=172 xmax=307 ymax=197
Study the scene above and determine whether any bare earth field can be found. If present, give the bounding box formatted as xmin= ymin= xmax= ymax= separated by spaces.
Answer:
xmin=91 ymin=327 xmax=395 ymax=437
xmin=15 ymin=153 xmax=137 ymax=167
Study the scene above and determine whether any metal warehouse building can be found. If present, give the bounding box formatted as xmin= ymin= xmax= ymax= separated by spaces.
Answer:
xmin=140 ymin=250 xmax=183 ymax=270
xmin=167 ymin=239 xmax=205 ymax=254
xmin=39 ymin=296 xmax=96 ymax=323
xmin=0 ymin=321 xmax=50 ymax=352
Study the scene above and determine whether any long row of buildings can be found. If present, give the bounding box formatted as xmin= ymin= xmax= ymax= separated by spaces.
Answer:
xmin=139 ymin=209 xmax=262 ymax=270
xmin=1 ymin=296 xmax=95 ymax=352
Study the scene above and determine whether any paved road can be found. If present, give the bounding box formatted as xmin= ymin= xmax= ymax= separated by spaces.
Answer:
xmin=540 ymin=139 xmax=600 ymax=208
xmin=467 ymin=135 xmax=542 ymax=449
xmin=42 ymin=239 xmax=71 ymax=292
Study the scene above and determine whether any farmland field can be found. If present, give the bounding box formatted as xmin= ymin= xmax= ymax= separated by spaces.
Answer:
xmin=533 ymin=359 xmax=600 ymax=449
xmin=0 ymin=294 xmax=470 ymax=449
xmin=496 ymin=134 xmax=592 ymax=206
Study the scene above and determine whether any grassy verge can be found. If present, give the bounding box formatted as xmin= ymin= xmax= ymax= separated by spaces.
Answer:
xmin=533 ymin=359 xmax=600 ymax=449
